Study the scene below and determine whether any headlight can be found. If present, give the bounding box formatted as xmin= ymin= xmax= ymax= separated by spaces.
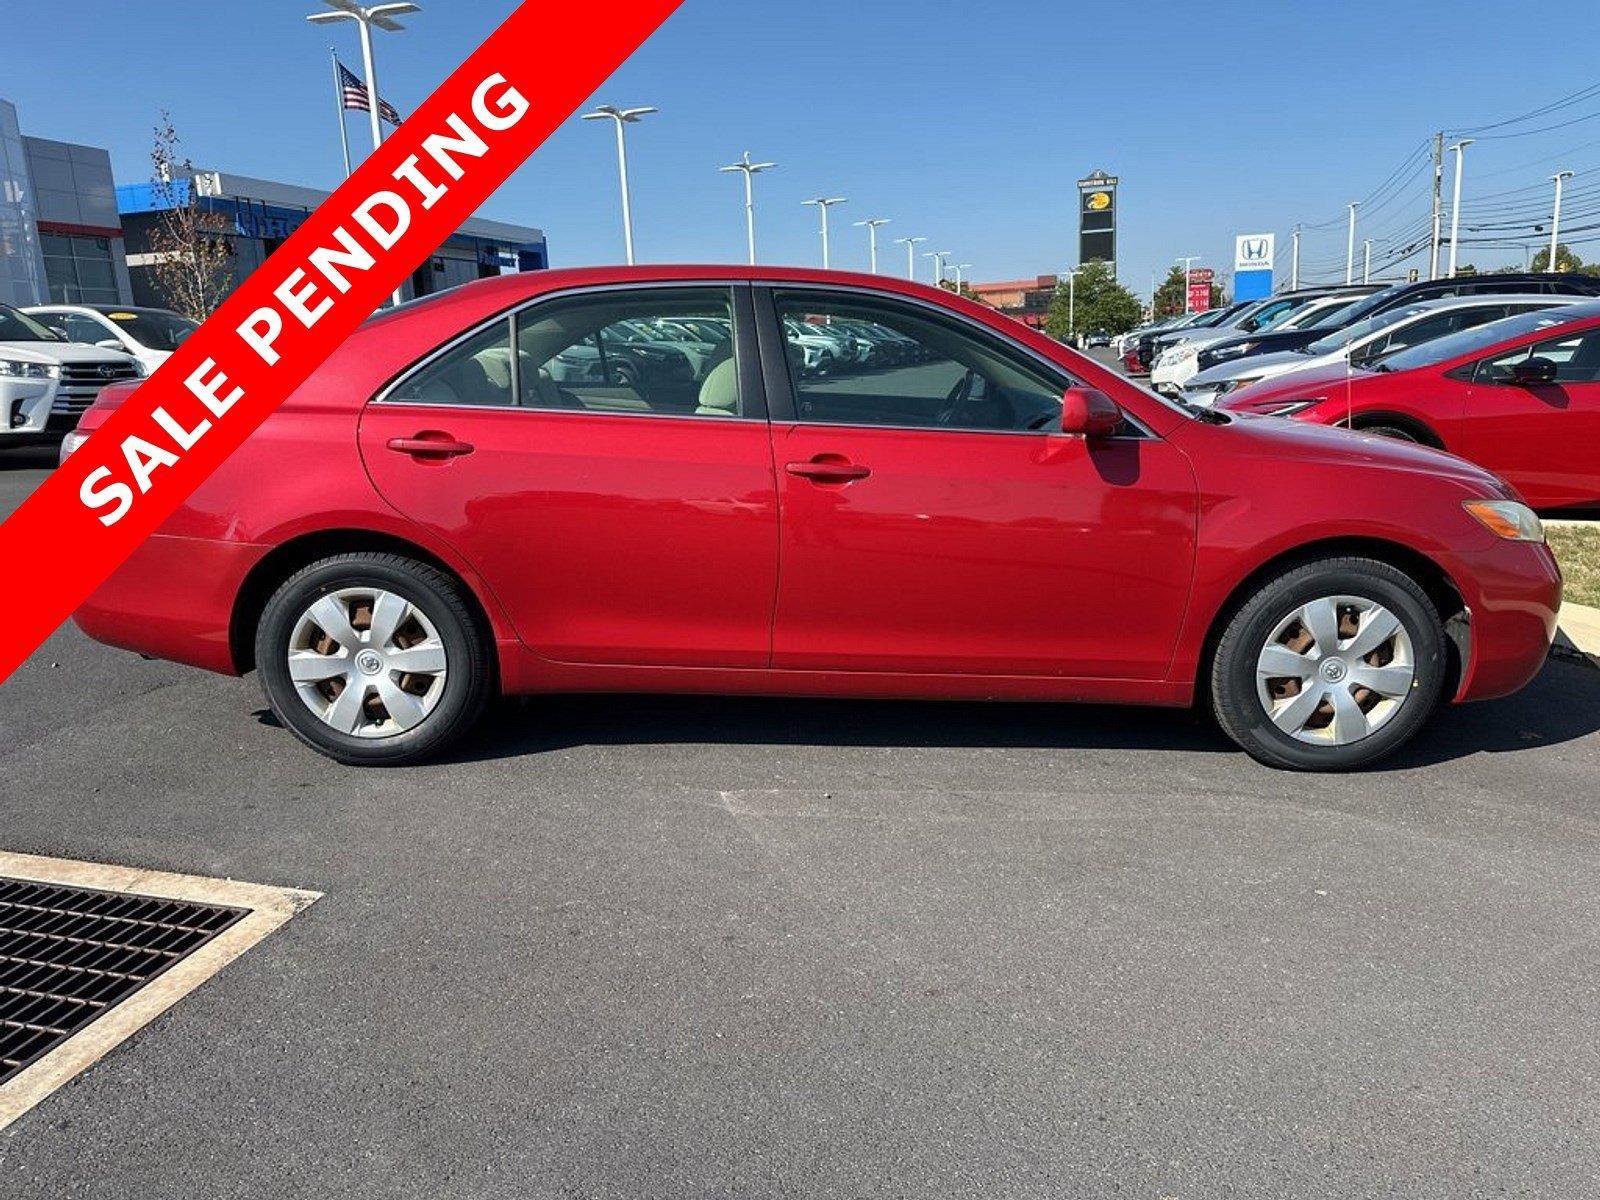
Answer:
xmin=59 ymin=429 xmax=90 ymax=462
xmin=1260 ymin=399 xmax=1319 ymax=416
xmin=0 ymin=358 xmax=60 ymax=379
xmin=1463 ymin=500 xmax=1544 ymax=543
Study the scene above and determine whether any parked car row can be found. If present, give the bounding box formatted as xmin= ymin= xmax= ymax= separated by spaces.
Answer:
xmin=0 ymin=302 xmax=198 ymax=448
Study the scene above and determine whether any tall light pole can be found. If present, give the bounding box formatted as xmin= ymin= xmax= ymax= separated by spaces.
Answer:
xmin=953 ymin=263 xmax=973 ymax=293
xmin=1345 ymin=202 xmax=1359 ymax=286
xmin=1446 ymin=138 xmax=1473 ymax=279
xmin=581 ymin=105 xmax=656 ymax=266
xmin=1362 ymin=239 xmax=1373 ymax=284
xmin=719 ymin=152 xmax=776 ymax=265
xmin=308 ymin=0 xmax=420 ymax=307
xmin=895 ymin=235 xmax=926 ymax=280
xmin=854 ymin=218 xmax=891 ymax=272
xmin=925 ymin=250 xmax=951 ymax=287
xmin=802 ymin=197 xmax=848 ymax=268
xmin=1290 ymin=225 xmax=1301 ymax=290
xmin=1549 ymin=171 xmax=1575 ymax=273
xmin=1176 ymin=255 xmax=1199 ymax=313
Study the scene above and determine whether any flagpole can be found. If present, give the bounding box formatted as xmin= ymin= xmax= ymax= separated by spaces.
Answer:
xmin=329 ymin=47 xmax=352 ymax=179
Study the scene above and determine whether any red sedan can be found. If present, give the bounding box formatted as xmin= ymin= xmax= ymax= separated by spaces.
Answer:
xmin=69 ymin=267 xmax=1561 ymax=770
xmin=1218 ymin=302 xmax=1600 ymax=510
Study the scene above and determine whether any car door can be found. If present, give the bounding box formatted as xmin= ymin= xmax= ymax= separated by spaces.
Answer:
xmin=358 ymin=284 xmax=780 ymax=668
xmin=1459 ymin=325 xmax=1600 ymax=507
xmin=760 ymin=287 xmax=1197 ymax=679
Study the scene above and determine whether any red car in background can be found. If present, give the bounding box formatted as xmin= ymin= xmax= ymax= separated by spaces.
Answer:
xmin=67 ymin=267 xmax=1561 ymax=772
xmin=1219 ymin=302 xmax=1600 ymax=510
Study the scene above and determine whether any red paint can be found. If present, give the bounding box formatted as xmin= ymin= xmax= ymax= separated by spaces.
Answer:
xmin=1219 ymin=311 xmax=1600 ymax=510
xmin=73 ymin=266 xmax=1561 ymax=711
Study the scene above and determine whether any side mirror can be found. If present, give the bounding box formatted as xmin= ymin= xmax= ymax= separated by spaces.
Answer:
xmin=94 ymin=339 xmax=124 ymax=351
xmin=1060 ymin=386 xmax=1122 ymax=437
xmin=1511 ymin=357 xmax=1558 ymax=386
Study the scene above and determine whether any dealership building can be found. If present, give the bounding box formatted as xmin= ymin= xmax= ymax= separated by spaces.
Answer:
xmin=1 ymin=94 xmax=548 ymax=313
xmin=0 ymin=98 xmax=135 ymax=309
xmin=117 ymin=171 xmax=547 ymax=307
xmin=968 ymin=276 xmax=1060 ymax=329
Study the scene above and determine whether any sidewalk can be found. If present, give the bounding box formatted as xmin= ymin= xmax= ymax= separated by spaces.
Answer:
xmin=1555 ymin=601 xmax=1600 ymax=667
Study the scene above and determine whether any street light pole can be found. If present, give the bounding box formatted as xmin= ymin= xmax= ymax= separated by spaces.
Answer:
xmin=1446 ymin=138 xmax=1473 ymax=279
xmin=854 ymin=218 xmax=891 ymax=273
xmin=1345 ymin=202 xmax=1359 ymax=286
xmin=1175 ymin=255 xmax=1199 ymax=313
xmin=953 ymin=263 xmax=972 ymax=293
xmin=581 ymin=105 xmax=656 ymax=266
xmin=1064 ymin=267 xmax=1080 ymax=340
xmin=307 ymin=0 xmax=421 ymax=307
xmin=1363 ymin=239 xmax=1372 ymax=284
xmin=718 ymin=152 xmax=776 ymax=265
xmin=925 ymin=250 xmax=951 ymax=287
xmin=895 ymin=236 xmax=926 ymax=280
xmin=802 ymin=197 xmax=848 ymax=268
xmin=1291 ymin=224 xmax=1301 ymax=291
xmin=1549 ymin=171 xmax=1575 ymax=273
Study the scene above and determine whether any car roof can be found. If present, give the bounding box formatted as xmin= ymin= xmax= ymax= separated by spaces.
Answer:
xmin=1403 ymin=293 xmax=1587 ymax=311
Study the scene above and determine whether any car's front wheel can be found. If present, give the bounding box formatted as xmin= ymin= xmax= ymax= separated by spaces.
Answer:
xmin=254 ymin=553 xmax=492 ymax=766
xmin=1210 ymin=557 xmax=1446 ymax=771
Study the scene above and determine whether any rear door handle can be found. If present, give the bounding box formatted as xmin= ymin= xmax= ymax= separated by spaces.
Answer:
xmin=386 ymin=433 xmax=475 ymax=459
xmin=785 ymin=457 xmax=871 ymax=483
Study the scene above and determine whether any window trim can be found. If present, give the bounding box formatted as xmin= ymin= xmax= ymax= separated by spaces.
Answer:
xmin=753 ymin=283 xmax=1154 ymax=439
xmin=374 ymin=281 xmax=767 ymax=422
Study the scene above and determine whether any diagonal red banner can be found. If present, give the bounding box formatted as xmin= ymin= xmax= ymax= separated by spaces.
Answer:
xmin=0 ymin=0 xmax=683 ymax=685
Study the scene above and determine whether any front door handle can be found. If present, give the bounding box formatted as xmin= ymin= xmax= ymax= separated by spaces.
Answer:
xmin=785 ymin=456 xmax=871 ymax=483
xmin=387 ymin=433 xmax=475 ymax=459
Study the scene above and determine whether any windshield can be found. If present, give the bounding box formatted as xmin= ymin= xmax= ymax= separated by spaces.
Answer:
xmin=0 ymin=305 xmax=64 ymax=342
xmin=1379 ymin=308 xmax=1580 ymax=372
xmin=1304 ymin=304 xmax=1431 ymax=355
xmin=1302 ymin=298 xmax=1362 ymax=328
xmin=95 ymin=307 xmax=197 ymax=352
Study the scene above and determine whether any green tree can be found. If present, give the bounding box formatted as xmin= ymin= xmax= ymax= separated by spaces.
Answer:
xmin=1151 ymin=265 xmax=1224 ymax=318
xmin=1044 ymin=260 xmax=1142 ymax=340
xmin=1529 ymin=242 xmax=1588 ymax=274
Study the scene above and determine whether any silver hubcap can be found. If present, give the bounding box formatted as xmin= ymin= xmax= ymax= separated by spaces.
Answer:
xmin=1255 ymin=595 xmax=1415 ymax=746
xmin=286 ymin=587 xmax=447 ymax=739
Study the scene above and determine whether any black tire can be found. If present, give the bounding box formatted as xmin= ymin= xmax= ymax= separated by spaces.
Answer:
xmin=1210 ymin=557 xmax=1446 ymax=771
xmin=254 ymin=553 xmax=493 ymax=766
xmin=1355 ymin=423 xmax=1420 ymax=443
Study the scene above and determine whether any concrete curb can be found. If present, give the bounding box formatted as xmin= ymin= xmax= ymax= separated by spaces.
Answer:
xmin=1553 ymin=601 xmax=1600 ymax=668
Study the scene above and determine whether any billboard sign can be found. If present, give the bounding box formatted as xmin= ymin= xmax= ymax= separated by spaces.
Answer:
xmin=1234 ymin=233 xmax=1275 ymax=300
xmin=1187 ymin=267 xmax=1214 ymax=313
xmin=1077 ymin=171 xmax=1118 ymax=270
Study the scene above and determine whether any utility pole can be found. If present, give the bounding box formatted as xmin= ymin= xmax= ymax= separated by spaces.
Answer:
xmin=1428 ymin=131 xmax=1444 ymax=280
xmin=1345 ymin=203 xmax=1359 ymax=286
xmin=1550 ymin=171 xmax=1575 ymax=272
xmin=1290 ymin=225 xmax=1301 ymax=290
xmin=1363 ymin=239 xmax=1372 ymax=284
xmin=854 ymin=218 xmax=891 ymax=273
xmin=1446 ymin=138 xmax=1473 ymax=278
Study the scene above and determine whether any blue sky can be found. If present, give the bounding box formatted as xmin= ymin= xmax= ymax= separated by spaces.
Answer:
xmin=8 ymin=0 xmax=1600 ymax=296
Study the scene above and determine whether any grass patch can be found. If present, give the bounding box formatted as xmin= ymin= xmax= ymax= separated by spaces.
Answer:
xmin=1547 ymin=524 xmax=1600 ymax=608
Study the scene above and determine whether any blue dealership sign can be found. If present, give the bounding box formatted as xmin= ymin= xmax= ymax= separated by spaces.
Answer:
xmin=1234 ymin=233 xmax=1274 ymax=300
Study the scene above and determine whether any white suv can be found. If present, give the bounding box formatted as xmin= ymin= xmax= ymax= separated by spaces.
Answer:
xmin=25 ymin=304 xmax=197 ymax=376
xmin=1 ymin=304 xmax=142 ymax=446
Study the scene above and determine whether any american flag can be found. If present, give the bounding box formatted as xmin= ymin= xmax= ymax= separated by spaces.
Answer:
xmin=337 ymin=59 xmax=402 ymax=127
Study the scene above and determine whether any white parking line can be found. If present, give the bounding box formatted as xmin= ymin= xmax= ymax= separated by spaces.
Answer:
xmin=0 ymin=850 xmax=320 ymax=1132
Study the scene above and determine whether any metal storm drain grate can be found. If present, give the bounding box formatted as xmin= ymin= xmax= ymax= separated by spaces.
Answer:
xmin=0 ymin=877 xmax=247 ymax=1086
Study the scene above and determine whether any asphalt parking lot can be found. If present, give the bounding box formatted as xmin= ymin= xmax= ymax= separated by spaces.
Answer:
xmin=2 ymin=436 xmax=1600 ymax=1198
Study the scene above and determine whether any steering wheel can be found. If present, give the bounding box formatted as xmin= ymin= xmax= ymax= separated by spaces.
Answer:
xmin=935 ymin=369 xmax=978 ymax=426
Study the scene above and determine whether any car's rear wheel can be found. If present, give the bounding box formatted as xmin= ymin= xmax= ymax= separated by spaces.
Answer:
xmin=1210 ymin=557 xmax=1446 ymax=770
xmin=255 ymin=553 xmax=492 ymax=766
xmin=1356 ymin=423 xmax=1420 ymax=443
